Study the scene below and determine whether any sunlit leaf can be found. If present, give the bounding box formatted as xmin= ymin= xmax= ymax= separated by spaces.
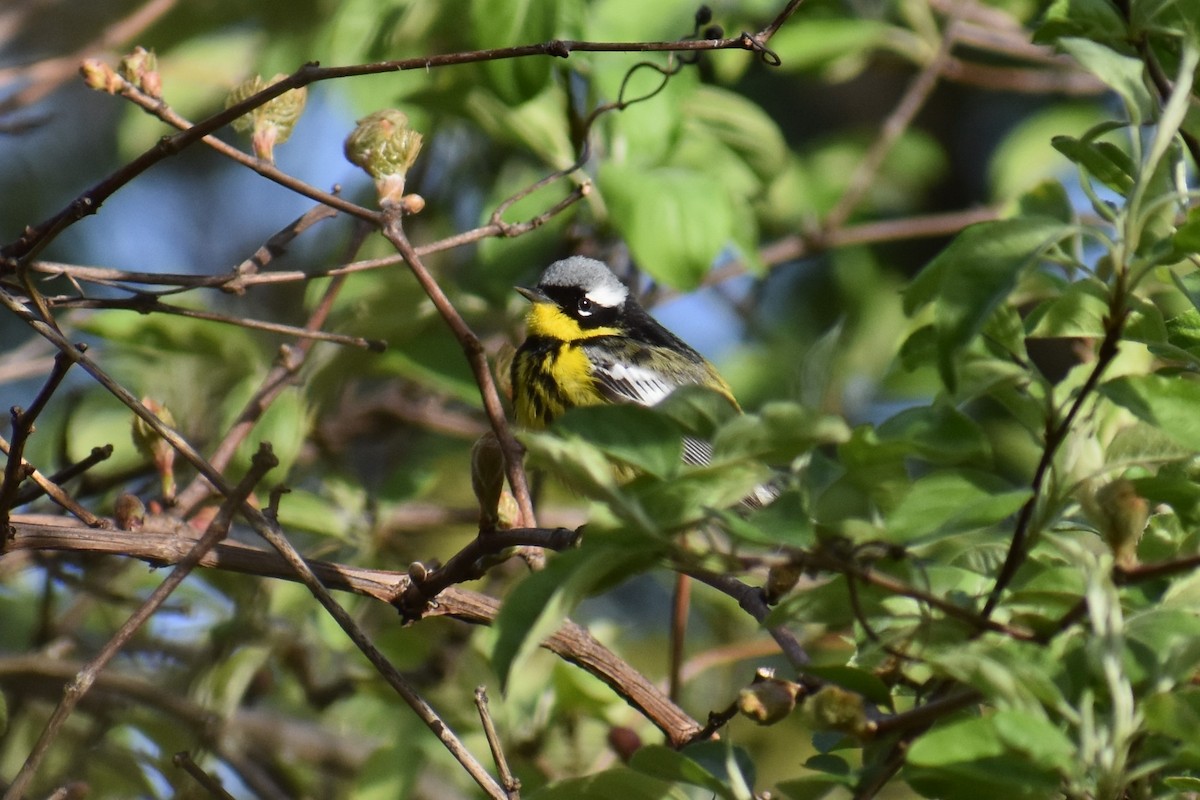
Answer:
xmin=1100 ymin=374 xmax=1200 ymax=452
xmin=599 ymin=164 xmax=734 ymax=289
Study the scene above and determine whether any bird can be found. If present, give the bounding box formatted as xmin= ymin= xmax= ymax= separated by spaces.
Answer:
xmin=511 ymin=255 xmax=752 ymax=474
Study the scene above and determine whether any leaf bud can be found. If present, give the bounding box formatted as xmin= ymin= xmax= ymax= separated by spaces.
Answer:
xmin=225 ymin=74 xmax=308 ymax=163
xmin=1094 ymin=478 xmax=1149 ymax=569
xmin=344 ymin=109 xmax=424 ymax=209
xmin=131 ymin=398 xmax=177 ymax=501
xmin=803 ymin=685 xmax=869 ymax=738
xmin=118 ymin=46 xmax=160 ymax=97
xmin=738 ymin=669 xmax=803 ymax=725
xmin=80 ymin=59 xmax=121 ymax=93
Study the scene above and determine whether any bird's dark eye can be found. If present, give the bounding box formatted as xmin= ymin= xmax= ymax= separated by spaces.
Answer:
xmin=577 ymin=297 xmax=593 ymax=316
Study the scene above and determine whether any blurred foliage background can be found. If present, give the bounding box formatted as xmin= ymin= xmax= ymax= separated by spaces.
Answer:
xmin=3 ymin=0 xmax=1200 ymax=797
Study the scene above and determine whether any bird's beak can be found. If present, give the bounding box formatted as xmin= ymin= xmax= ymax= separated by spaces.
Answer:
xmin=516 ymin=285 xmax=549 ymax=303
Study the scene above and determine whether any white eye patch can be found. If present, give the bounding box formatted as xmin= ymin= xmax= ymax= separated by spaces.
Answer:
xmin=585 ymin=282 xmax=628 ymax=308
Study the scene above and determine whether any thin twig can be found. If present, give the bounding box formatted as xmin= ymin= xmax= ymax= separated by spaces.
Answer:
xmin=48 ymin=294 xmax=384 ymax=350
xmin=6 ymin=515 xmax=703 ymax=746
xmin=982 ymin=298 xmax=1127 ymax=617
xmin=381 ymin=216 xmax=538 ymax=533
xmin=0 ymin=444 xmax=278 ymax=800
xmin=0 ymin=349 xmax=79 ymax=526
xmin=822 ymin=7 xmax=964 ymax=233
xmin=475 ymin=687 xmax=521 ymax=798
xmin=173 ymin=752 xmax=237 ymax=800
xmin=13 ymin=445 xmax=114 ymax=506
xmin=3 ymin=19 xmax=799 ymax=265
xmin=668 ymin=572 xmax=690 ymax=702
xmin=684 ymin=566 xmax=811 ymax=672
xmin=0 ymin=436 xmax=110 ymax=527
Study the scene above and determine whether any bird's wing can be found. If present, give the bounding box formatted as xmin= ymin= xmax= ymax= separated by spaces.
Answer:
xmin=581 ymin=339 xmax=687 ymax=408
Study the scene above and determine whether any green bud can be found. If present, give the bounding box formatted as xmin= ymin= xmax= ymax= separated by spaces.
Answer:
xmin=343 ymin=109 xmax=424 ymax=209
xmin=80 ymin=59 xmax=121 ymax=93
xmin=738 ymin=668 xmax=803 ymax=725
xmin=118 ymin=46 xmax=160 ymax=97
xmin=1094 ymin=478 xmax=1149 ymax=569
xmin=225 ymin=74 xmax=307 ymax=163
xmin=803 ymin=685 xmax=869 ymax=738
xmin=131 ymin=398 xmax=177 ymax=502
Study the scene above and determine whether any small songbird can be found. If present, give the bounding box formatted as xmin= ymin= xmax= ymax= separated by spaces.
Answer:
xmin=511 ymin=256 xmax=741 ymax=469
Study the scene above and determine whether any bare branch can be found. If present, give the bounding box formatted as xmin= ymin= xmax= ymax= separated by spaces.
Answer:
xmin=1 ymin=444 xmax=277 ymax=800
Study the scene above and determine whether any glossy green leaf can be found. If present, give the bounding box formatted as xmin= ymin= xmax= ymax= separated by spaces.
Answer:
xmin=492 ymin=536 xmax=660 ymax=690
xmin=904 ymin=217 xmax=1068 ymax=390
xmin=526 ymin=767 xmax=686 ymax=800
xmin=1051 ymin=135 xmax=1134 ymax=193
xmin=713 ymin=402 xmax=852 ymax=463
xmin=629 ymin=745 xmax=736 ymax=800
xmin=885 ymin=471 xmax=1029 ymax=543
xmin=553 ymin=404 xmax=684 ymax=479
xmin=470 ymin=0 xmax=559 ymax=104
xmin=1100 ymin=374 xmax=1200 ymax=452
xmin=598 ymin=164 xmax=734 ymax=289
xmin=908 ymin=709 xmax=1074 ymax=782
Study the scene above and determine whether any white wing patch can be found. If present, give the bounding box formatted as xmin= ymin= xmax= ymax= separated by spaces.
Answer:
xmin=593 ymin=360 xmax=674 ymax=406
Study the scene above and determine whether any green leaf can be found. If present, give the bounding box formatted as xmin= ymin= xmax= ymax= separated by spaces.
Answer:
xmin=770 ymin=17 xmax=898 ymax=75
xmin=1175 ymin=205 xmax=1200 ymax=253
xmin=885 ymin=471 xmax=1030 ymax=544
xmin=904 ymin=217 xmax=1068 ymax=391
xmin=629 ymin=745 xmax=736 ymax=800
xmin=492 ymin=537 xmax=660 ymax=690
xmin=1036 ymin=0 xmax=1128 ymax=45
xmin=629 ymin=461 xmax=773 ymax=529
xmin=1051 ymin=135 xmax=1134 ymax=193
xmin=712 ymin=490 xmax=814 ymax=548
xmin=470 ymin=0 xmax=558 ymax=104
xmin=553 ymin=404 xmax=684 ymax=479
xmin=526 ymin=767 xmax=686 ymax=800
xmin=1100 ymin=374 xmax=1200 ymax=452
xmin=907 ymin=710 xmax=1072 ymax=795
xmin=1057 ymin=38 xmax=1152 ymax=123
xmin=678 ymin=85 xmax=789 ymax=181
xmin=801 ymin=665 xmax=893 ymax=707
xmin=657 ymin=385 xmax=742 ymax=440
xmin=713 ymin=402 xmax=852 ymax=463
xmin=599 ymin=164 xmax=734 ymax=289
xmin=1025 ymin=277 xmax=1109 ymax=338
xmin=875 ymin=401 xmax=991 ymax=466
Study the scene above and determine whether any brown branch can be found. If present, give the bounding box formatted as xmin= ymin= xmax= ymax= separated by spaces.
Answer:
xmin=381 ymin=216 xmax=538 ymax=534
xmin=0 ymin=349 xmax=79 ymax=526
xmin=5 ymin=514 xmax=704 ymax=747
xmin=822 ymin=11 xmax=962 ymax=233
xmin=982 ymin=295 xmax=1127 ymax=618
xmin=475 ymin=687 xmax=521 ymax=799
xmin=397 ymin=527 xmax=579 ymax=620
xmin=3 ymin=17 xmax=799 ymax=265
xmin=0 ymin=436 xmax=110 ymax=526
xmin=1 ymin=444 xmax=277 ymax=800
xmin=47 ymin=294 xmax=384 ymax=350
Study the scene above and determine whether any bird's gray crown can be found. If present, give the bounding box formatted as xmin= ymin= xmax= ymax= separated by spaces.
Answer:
xmin=538 ymin=257 xmax=630 ymax=307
